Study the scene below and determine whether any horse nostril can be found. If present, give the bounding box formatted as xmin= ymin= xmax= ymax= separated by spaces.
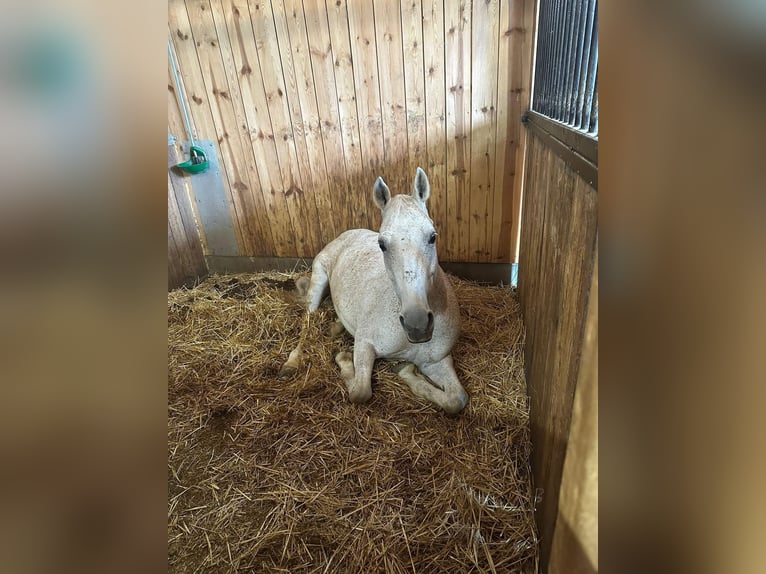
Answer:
xmin=427 ymin=312 xmax=434 ymax=329
xmin=399 ymin=315 xmax=405 ymax=327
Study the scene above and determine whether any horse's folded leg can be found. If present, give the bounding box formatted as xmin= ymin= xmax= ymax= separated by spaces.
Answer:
xmin=336 ymin=345 xmax=374 ymax=404
xmin=419 ymin=356 xmax=468 ymax=415
xmin=278 ymin=343 xmax=303 ymax=378
xmin=396 ymin=356 xmax=467 ymax=414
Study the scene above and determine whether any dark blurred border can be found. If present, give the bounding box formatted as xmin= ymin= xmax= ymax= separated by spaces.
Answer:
xmin=601 ymin=1 xmax=766 ymax=573
xmin=0 ymin=1 xmax=167 ymax=572
xmin=0 ymin=0 xmax=764 ymax=572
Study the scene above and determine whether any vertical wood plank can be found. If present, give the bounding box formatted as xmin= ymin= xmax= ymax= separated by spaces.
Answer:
xmin=221 ymin=0 xmax=299 ymax=256
xmin=509 ymin=0 xmax=536 ymax=262
xmin=247 ymin=0 xmax=317 ymax=256
xmin=444 ymin=0 xmax=472 ymax=261
xmin=400 ymin=0 xmax=428 ymax=189
xmin=422 ymin=0 xmax=448 ymax=260
xmin=492 ymin=0 xmax=518 ymax=262
xmin=346 ymin=0 xmax=386 ymax=229
xmin=325 ymin=0 xmax=373 ymax=230
xmin=374 ymin=0 xmax=409 ymax=195
xmin=548 ymin=250 xmax=598 ymax=574
xmin=168 ymin=175 xmax=197 ymax=275
xmin=303 ymin=0 xmax=352 ymax=237
xmin=168 ymin=61 xmax=191 ymax=159
xmin=169 ymin=145 xmax=207 ymax=269
xmin=167 ymin=12 xmax=246 ymax=253
xmin=469 ymin=0 xmax=499 ymax=262
xmin=282 ymin=0 xmax=338 ymax=243
xmin=168 ymin=221 xmax=183 ymax=289
xmin=270 ymin=0 xmax=325 ymax=247
xmin=168 ymin=165 xmax=207 ymax=288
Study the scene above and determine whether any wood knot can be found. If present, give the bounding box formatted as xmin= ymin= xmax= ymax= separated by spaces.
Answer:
xmin=284 ymin=185 xmax=303 ymax=198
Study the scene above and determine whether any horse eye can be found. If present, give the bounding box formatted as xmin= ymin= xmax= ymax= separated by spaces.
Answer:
xmin=378 ymin=238 xmax=387 ymax=252
xmin=428 ymin=232 xmax=437 ymax=245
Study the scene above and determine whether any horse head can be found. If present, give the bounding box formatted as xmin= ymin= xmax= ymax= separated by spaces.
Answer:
xmin=373 ymin=168 xmax=438 ymax=343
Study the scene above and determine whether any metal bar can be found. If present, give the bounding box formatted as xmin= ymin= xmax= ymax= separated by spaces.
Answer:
xmin=574 ymin=0 xmax=596 ymax=129
xmin=590 ymin=73 xmax=598 ymax=134
xmin=553 ymin=0 xmax=573 ymax=121
xmin=523 ymin=113 xmax=598 ymax=190
xmin=532 ymin=0 xmax=546 ymax=112
xmin=525 ymin=110 xmax=597 ymax=164
xmin=531 ymin=0 xmax=598 ymax=135
xmin=581 ymin=7 xmax=598 ymax=130
xmin=560 ymin=0 xmax=579 ymax=122
xmin=566 ymin=0 xmax=587 ymax=124
xmin=543 ymin=0 xmax=564 ymax=116
xmin=540 ymin=2 xmax=558 ymax=115
xmin=534 ymin=0 xmax=555 ymax=114
xmin=543 ymin=0 xmax=559 ymax=117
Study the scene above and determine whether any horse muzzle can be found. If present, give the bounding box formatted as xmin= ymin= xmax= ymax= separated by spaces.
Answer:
xmin=399 ymin=310 xmax=434 ymax=344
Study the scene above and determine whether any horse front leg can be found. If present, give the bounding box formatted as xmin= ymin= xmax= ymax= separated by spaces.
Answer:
xmin=395 ymin=355 xmax=468 ymax=414
xmin=334 ymin=342 xmax=375 ymax=403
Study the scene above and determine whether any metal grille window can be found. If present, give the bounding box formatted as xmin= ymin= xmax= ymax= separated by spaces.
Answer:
xmin=532 ymin=0 xmax=598 ymax=137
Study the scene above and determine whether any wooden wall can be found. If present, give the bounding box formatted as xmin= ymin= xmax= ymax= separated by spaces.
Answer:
xmin=167 ymin=0 xmax=534 ymax=263
xmin=168 ymin=144 xmax=208 ymax=289
xmin=518 ymin=130 xmax=598 ymax=570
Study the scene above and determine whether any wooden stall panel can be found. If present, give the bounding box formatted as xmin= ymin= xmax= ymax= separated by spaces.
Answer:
xmin=549 ymin=252 xmax=598 ymax=574
xmin=518 ymin=131 xmax=598 ymax=569
xmin=167 ymin=0 xmax=533 ymax=263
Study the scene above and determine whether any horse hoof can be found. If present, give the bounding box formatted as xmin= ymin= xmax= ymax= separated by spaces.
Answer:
xmin=334 ymin=351 xmax=352 ymax=368
xmin=348 ymin=386 xmax=372 ymax=404
xmin=329 ymin=321 xmax=345 ymax=337
xmin=277 ymin=365 xmax=297 ymax=378
xmin=392 ymin=362 xmax=416 ymax=376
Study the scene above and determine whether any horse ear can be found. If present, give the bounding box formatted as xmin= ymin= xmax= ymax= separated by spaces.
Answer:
xmin=413 ymin=167 xmax=430 ymax=205
xmin=373 ymin=177 xmax=391 ymax=210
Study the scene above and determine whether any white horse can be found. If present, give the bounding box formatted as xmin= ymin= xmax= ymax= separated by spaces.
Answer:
xmin=281 ymin=168 xmax=468 ymax=414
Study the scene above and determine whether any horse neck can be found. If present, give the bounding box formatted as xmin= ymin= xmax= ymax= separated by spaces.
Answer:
xmin=428 ymin=261 xmax=449 ymax=307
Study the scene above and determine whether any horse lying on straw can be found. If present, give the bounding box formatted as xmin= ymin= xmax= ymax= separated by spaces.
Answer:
xmin=281 ymin=168 xmax=468 ymax=414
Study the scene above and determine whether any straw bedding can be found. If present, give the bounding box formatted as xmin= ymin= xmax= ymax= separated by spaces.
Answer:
xmin=168 ymin=272 xmax=537 ymax=573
